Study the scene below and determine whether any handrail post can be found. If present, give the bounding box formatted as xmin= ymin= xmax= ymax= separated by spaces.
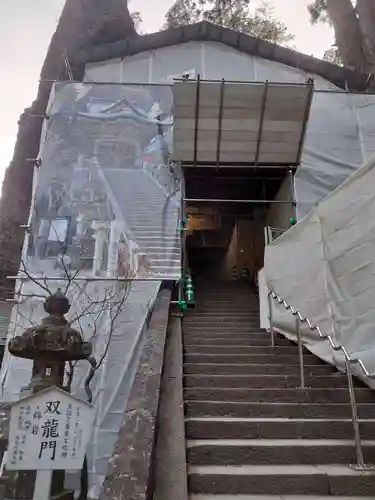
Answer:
xmin=268 ymin=292 xmax=275 ymax=347
xmin=345 ymin=357 xmax=366 ymax=470
xmin=296 ymin=315 xmax=305 ymax=388
xmin=269 ymin=288 xmax=375 ymax=470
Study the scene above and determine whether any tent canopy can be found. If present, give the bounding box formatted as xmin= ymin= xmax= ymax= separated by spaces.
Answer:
xmin=173 ymin=79 xmax=313 ymax=168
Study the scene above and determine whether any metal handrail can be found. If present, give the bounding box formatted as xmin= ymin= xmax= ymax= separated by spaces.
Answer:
xmin=269 ymin=290 xmax=375 ymax=379
xmin=268 ymin=289 xmax=375 ymax=471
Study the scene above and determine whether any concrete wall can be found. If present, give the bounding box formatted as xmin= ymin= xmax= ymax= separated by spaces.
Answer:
xmin=219 ymin=214 xmax=264 ymax=280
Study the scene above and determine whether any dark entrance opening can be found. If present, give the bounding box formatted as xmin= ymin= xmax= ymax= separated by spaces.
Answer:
xmin=183 ymin=167 xmax=290 ymax=282
xmin=187 ymin=245 xmax=227 ymax=280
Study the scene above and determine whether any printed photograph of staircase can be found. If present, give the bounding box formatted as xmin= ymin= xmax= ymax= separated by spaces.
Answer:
xmin=102 ymin=168 xmax=181 ymax=279
xmin=25 ymin=81 xmax=181 ymax=281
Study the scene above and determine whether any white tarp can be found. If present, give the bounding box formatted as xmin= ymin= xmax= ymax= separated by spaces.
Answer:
xmin=0 ymin=81 xmax=181 ymax=497
xmin=295 ymin=92 xmax=375 ymax=220
xmin=26 ymin=82 xmax=181 ymax=282
xmin=264 ymin=154 xmax=375 ymax=388
xmin=85 ymin=41 xmax=375 ymax=222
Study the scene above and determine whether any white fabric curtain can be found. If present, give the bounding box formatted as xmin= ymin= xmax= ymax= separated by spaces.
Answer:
xmin=264 ymin=154 xmax=375 ymax=389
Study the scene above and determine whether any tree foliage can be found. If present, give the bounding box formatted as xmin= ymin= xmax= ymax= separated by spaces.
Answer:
xmin=164 ymin=0 xmax=294 ymax=46
xmin=307 ymin=0 xmax=375 ymax=74
xmin=307 ymin=0 xmax=330 ymax=24
xmin=131 ymin=11 xmax=143 ymax=32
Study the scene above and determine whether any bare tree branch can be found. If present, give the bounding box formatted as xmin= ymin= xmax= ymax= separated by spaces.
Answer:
xmin=19 ymin=259 xmax=52 ymax=295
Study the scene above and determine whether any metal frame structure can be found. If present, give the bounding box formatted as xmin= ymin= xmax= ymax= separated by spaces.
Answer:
xmin=296 ymin=78 xmax=315 ymax=166
xmin=254 ymin=81 xmax=268 ymax=168
xmin=216 ymin=79 xmax=225 ymax=167
xmin=7 ymin=275 xmax=173 ymax=282
xmin=193 ymin=74 xmax=201 ymax=168
xmin=174 ymin=76 xmax=315 ymax=169
xmin=38 ymin=78 xmax=375 ymax=95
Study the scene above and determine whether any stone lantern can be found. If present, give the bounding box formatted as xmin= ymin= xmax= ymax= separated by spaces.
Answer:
xmin=8 ymin=288 xmax=93 ymax=393
xmin=6 ymin=289 xmax=94 ymax=500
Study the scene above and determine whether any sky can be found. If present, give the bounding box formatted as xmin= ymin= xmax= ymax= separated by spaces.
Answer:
xmin=0 ymin=0 xmax=334 ymax=186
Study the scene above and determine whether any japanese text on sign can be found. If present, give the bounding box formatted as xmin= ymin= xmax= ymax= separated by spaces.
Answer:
xmin=7 ymin=387 xmax=95 ymax=471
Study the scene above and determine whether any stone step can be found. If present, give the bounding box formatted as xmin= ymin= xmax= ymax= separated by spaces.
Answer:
xmin=183 ymin=363 xmax=335 ymax=376
xmin=186 ymin=311 xmax=260 ymax=317
xmin=136 ymin=235 xmax=179 ymax=241
xmin=146 ymin=265 xmax=180 ymax=271
xmin=181 ymin=283 xmax=375 ymax=498
xmin=183 ymin=319 xmax=260 ymax=326
xmin=192 ymin=301 xmax=258 ymax=306
xmin=183 ymin=334 xmax=267 ymax=341
xmin=186 ymin=439 xmax=375 ymax=466
xmin=192 ymin=300 xmax=259 ymax=304
xmin=185 ymin=401 xmax=375 ymax=419
xmin=184 ymin=322 xmax=260 ymax=327
xmin=146 ymin=257 xmax=180 ymax=264
xmin=183 ymin=345 xmax=305 ymax=354
xmin=194 ymin=303 xmax=258 ymax=308
xmin=183 ymin=338 xmax=293 ymax=347
xmin=196 ymin=288 xmax=255 ymax=293
xmin=184 ymin=354 xmax=324 ymax=365
xmin=185 ymin=315 xmax=260 ymax=321
xmin=183 ymin=328 xmax=264 ymax=335
xmin=196 ymin=306 xmax=259 ymax=314
xmin=133 ymin=225 xmax=179 ymax=231
xmin=195 ymin=298 xmax=257 ymax=304
xmin=183 ymin=331 xmax=284 ymax=337
xmin=126 ymin=215 xmax=178 ymax=222
xmin=196 ymin=292 xmax=257 ymax=297
xmin=183 ymin=374 xmax=356 ymax=389
xmin=191 ymin=310 xmax=259 ymax=315
xmin=184 ymin=321 xmax=261 ymax=326
xmin=190 ymin=495 xmax=375 ymax=500
xmin=185 ymin=417 xmax=375 ymax=440
xmin=140 ymin=245 xmax=180 ymax=252
xmin=183 ymin=328 xmax=263 ymax=336
xmin=184 ymin=388 xmax=373 ymax=404
xmin=188 ymin=464 xmax=375 ymax=495
xmin=143 ymin=252 xmax=180 ymax=259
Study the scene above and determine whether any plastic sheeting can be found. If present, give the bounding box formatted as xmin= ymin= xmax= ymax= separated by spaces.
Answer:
xmin=26 ymin=82 xmax=181 ymax=281
xmin=295 ymin=92 xmax=375 ymax=220
xmin=84 ymin=41 xmax=339 ymax=90
xmin=0 ymin=279 xmax=160 ymax=497
xmin=0 ymin=81 xmax=183 ymax=497
xmin=85 ymin=41 xmax=375 ymax=222
xmin=264 ymin=154 xmax=375 ymax=389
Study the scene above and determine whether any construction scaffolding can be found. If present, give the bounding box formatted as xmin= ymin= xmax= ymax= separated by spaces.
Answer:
xmin=172 ymin=78 xmax=314 ymax=168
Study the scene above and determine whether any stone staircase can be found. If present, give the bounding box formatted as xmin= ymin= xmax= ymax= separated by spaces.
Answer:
xmin=182 ymin=281 xmax=375 ymax=498
xmin=103 ymin=168 xmax=181 ymax=278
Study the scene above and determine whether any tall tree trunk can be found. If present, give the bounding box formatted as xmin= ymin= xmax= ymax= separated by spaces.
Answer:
xmin=0 ymin=0 xmax=135 ymax=295
xmin=326 ymin=0 xmax=366 ymax=72
xmin=356 ymin=0 xmax=375 ymax=73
